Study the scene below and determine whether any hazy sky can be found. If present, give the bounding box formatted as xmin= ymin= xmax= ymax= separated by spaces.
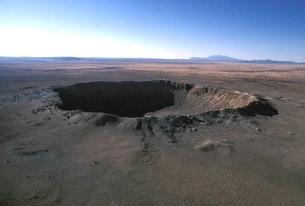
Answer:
xmin=0 ymin=0 xmax=305 ymax=61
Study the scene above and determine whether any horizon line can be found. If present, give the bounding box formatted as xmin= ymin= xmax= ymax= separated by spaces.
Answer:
xmin=0 ymin=55 xmax=303 ymax=63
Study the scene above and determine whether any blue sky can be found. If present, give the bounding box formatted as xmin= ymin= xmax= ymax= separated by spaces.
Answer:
xmin=0 ymin=0 xmax=305 ymax=61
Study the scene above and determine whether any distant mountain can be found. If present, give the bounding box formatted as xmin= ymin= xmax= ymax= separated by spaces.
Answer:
xmin=190 ymin=55 xmax=241 ymax=62
xmin=190 ymin=55 xmax=300 ymax=64
xmin=244 ymin=59 xmax=295 ymax=64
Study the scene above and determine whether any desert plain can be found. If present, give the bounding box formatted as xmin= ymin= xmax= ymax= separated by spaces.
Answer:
xmin=0 ymin=60 xmax=305 ymax=206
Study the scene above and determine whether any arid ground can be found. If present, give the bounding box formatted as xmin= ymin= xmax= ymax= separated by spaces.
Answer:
xmin=1 ymin=61 xmax=305 ymax=206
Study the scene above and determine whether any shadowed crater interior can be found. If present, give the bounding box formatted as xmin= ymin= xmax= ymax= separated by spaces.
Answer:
xmin=54 ymin=80 xmax=278 ymax=117
xmin=54 ymin=81 xmax=180 ymax=117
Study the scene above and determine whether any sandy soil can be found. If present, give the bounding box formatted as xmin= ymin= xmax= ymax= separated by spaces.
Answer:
xmin=1 ymin=61 xmax=305 ymax=206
